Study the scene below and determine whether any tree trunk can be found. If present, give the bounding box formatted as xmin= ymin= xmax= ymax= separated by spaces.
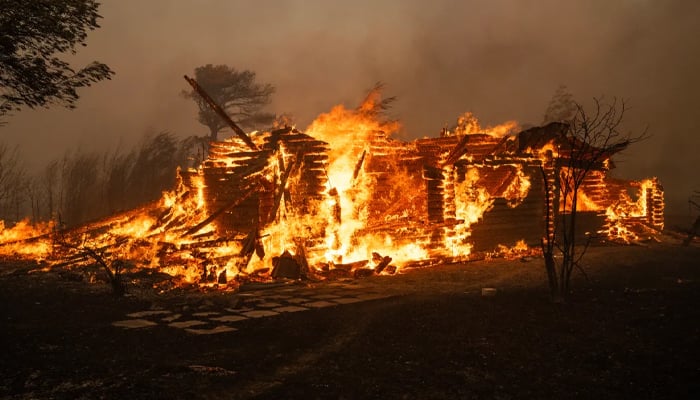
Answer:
xmin=543 ymin=249 xmax=559 ymax=300
xmin=209 ymin=126 xmax=219 ymax=142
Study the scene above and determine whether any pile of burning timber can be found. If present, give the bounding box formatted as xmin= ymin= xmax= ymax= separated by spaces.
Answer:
xmin=0 ymin=81 xmax=664 ymax=288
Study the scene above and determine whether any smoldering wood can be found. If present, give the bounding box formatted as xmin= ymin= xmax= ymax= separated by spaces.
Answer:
xmin=271 ymin=250 xmax=301 ymax=279
xmin=266 ymin=151 xmax=302 ymax=224
xmin=353 ymin=268 xmax=375 ymax=278
xmin=236 ymin=226 xmax=263 ymax=272
xmin=374 ymin=255 xmax=392 ymax=274
xmin=331 ymin=260 xmax=368 ymax=271
xmin=442 ymin=134 xmax=471 ymax=167
xmin=352 ymin=149 xmax=367 ymax=182
xmin=182 ymin=186 xmax=257 ymax=237
xmin=37 ymin=116 xmax=663 ymax=285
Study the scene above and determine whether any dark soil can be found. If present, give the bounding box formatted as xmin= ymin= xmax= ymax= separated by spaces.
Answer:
xmin=1 ymin=241 xmax=699 ymax=399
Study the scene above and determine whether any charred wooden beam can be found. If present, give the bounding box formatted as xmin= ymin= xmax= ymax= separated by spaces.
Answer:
xmin=183 ymin=75 xmax=259 ymax=151
xmin=374 ymin=255 xmax=392 ymax=274
xmin=352 ymin=149 xmax=367 ymax=183
xmin=266 ymin=151 xmax=302 ymax=224
xmin=488 ymin=135 xmax=512 ymax=155
xmin=442 ymin=134 xmax=470 ymax=167
xmin=237 ymin=226 xmax=264 ymax=271
xmin=332 ymin=260 xmax=369 ymax=271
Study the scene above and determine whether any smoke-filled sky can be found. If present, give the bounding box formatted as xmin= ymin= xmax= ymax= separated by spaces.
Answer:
xmin=2 ymin=0 xmax=699 ymax=214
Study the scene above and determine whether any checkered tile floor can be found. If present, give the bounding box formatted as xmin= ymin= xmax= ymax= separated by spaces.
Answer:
xmin=112 ymin=282 xmax=394 ymax=335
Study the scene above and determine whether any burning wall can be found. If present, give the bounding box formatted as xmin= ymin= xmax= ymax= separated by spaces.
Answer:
xmin=0 ymin=98 xmax=664 ymax=287
xmin=182 ymin=110 xmax=663 ymax=277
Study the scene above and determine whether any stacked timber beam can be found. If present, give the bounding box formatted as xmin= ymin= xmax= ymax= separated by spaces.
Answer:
xmin=415 ymin=136 xmax=460 ymax=225
xmin=203 ymin=141 xmax=273 ymax=234
xmin=201 ymin=128 xmax=332 ymax=239
xmin=645 ymin=178 xmax=665 ymax=230
xmin=263 ymin=127 xmax=330 ymax=221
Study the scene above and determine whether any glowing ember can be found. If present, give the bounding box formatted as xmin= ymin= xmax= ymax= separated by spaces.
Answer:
xmin=601 ymin=178 xmax=664 ymax=243
xmin=0 ymin=219 xmax=53 ymax=258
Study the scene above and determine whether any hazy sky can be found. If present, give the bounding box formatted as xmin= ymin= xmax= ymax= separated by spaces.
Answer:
xmin=2 ymin=0 xmax=699 ymax=214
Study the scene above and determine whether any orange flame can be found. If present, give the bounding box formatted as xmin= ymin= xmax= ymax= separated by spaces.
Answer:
xmin=0 ymin=92 xmax=662 ymax=289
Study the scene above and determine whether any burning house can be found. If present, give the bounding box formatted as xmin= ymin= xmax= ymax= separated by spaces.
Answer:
xmin=178 ymin=106 xmax=663 ymax=275
xmin=0 ymin=84 xmax=664 ymax=287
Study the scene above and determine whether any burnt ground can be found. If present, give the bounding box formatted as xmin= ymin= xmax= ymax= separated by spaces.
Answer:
xmin=1 ymin=239 xmax=699 ymax=399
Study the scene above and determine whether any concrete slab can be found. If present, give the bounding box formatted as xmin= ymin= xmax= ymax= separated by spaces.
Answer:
xmin=256 ymin=302 xmax=283 ymax=308
xmin=286 ymin=298 xmax=311 ymax=304
xmin=193 ymin=312 xmax=221 ymax=317
xmin=240 ymin=310 xmax=279 ymax=318
xmin=162 ymin=313 xmax=182 ymax=322
xmin=169 ymin=320 xmax=207 ymax=329
xmin=126 ymin=310 xmax=171 ymax=318
xmin=310 ymin=294 xmax=341 ymax=300
xmin=273 ymin=306 xmax=308 ymax=313
xmin=354 ymin=293 xmax=391 ymax=301
xmin=331 ymin=297 xmax=364 ymax=304
xmin=112 ymin=319 xmax=157 ymax=329
xmin=225 ymin=307 xmax=253 ymax=313
xmin=185 ymin=326 xmax=237 ymax=335
xmin=210 ymin=315 xmax=248 ymax=323
xmin=302 ymin=301 xmax=337 ymax=308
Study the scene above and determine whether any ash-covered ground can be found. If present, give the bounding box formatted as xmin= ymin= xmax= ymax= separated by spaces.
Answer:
xmin=1 ymin=238 xmax=699 ymax=399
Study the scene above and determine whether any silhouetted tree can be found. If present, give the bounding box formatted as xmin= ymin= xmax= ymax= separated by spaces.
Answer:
xmin=61 ymin=151 xmax=101 ymax=225
xmin=540 ymin=97 xmax=646 ymax=302
xmin=40 ymin=160 xmax=60 ymax=222
xmin=0 ymin=0 xmax=113 ymax=122
xmin=127 ymin=131 xmax=183 ymax=204
xmin=683 ymin=190 xmax=700 ymax=245
xmin=102 ymin=146 xmax=135 ymax=213
xmin=182 ymin=64 xmax=275 ymax=141
xmin=0 ymin=144 xmax=28 ymax=222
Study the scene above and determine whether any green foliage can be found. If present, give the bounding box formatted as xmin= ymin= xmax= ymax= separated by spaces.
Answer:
xmin=0 ymin=0 xmax=113 ymax=117
xmin=182 ymin=64 xmax=275 ymax=140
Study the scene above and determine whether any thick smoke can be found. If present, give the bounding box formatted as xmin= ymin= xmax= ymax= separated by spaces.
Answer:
xmin=2 ymin=0 xmax=698 ymax=214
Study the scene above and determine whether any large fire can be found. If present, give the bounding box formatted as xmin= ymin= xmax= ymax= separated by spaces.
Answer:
xmin=0 ymin=91 xmax=664 ymax=289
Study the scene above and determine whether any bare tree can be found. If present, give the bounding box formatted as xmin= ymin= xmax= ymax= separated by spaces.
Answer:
xmin=127 ymin=131 xmax=186 ymax=206
xmin=60 ymin=151 xmax=101 ymax=226
xmin=683 ymin=190 xmax=700 ymax=245
xmin=53 ymin=229 xmax=126 ymax=296
xmin=102 ymin=146 xmax=135 ymax=214
xmin=540 ymin=97 xmax=647 ymax=302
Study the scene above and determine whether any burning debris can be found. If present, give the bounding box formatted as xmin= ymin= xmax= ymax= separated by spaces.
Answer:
xmin=0 ymin=83 xmax=664 ymax=291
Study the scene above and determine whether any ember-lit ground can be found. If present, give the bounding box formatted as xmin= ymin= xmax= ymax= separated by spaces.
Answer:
xmin=1 ymin=237 xmax=699 ymax=399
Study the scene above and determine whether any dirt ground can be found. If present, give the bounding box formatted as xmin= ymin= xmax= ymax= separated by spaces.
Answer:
xmin=1 ymin=239 xmax=699 ymax=399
